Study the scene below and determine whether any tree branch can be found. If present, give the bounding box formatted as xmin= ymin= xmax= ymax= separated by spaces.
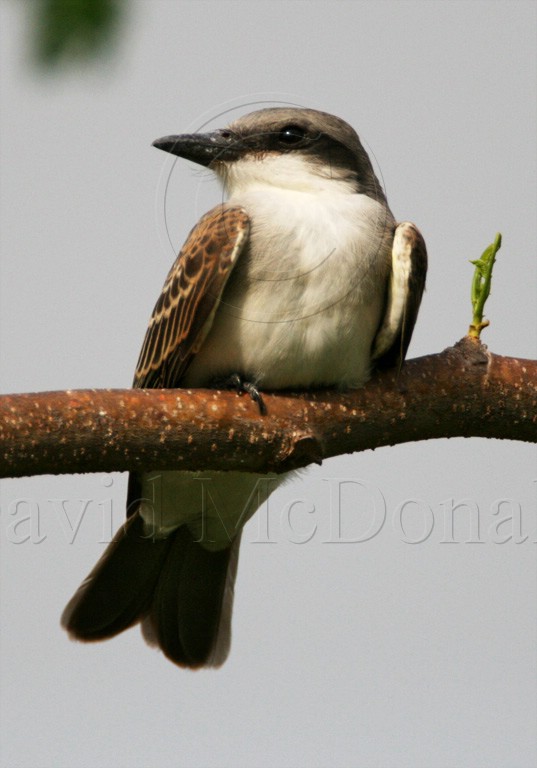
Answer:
xmin=1 ymin=337 xmax=535 ymax=480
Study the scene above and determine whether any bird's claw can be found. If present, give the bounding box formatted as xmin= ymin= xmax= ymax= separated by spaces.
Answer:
xmin=223 ymin=373 xmax=267 ymax=416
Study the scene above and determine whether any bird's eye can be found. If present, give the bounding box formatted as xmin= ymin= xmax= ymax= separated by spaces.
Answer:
xmin=277 ymin=125 xmax=307 ymax=145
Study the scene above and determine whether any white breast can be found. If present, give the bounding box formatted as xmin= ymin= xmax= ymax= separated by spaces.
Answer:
xmin=183 ymin=155 xmax=394 ymax=390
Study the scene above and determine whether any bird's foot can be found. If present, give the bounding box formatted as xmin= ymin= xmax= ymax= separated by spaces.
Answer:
xmin=221 ymin=373 xmax=267 ymax=416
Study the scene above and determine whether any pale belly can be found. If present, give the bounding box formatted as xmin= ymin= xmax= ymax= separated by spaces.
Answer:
xmin=140 ymin=470 xmax=281 ymax=551
xmin=183 ymin=284 xmax=381 ymax=389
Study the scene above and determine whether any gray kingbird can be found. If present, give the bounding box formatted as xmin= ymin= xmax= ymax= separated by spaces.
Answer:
xmin=62 ymin=107 xmax=427 ymax=668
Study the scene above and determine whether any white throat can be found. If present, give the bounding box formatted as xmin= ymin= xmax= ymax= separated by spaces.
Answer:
xmin=218 ymin=152 xmax=359 ymax=198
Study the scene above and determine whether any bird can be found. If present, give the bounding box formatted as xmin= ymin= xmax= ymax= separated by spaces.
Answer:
xmin=62 ymin=107 xmax=427 ymax=668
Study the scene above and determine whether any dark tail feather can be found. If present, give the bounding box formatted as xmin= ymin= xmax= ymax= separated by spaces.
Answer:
xmin=142 ymin=528 xmax=241 ymax=668
xmin=61 ymin=513 xmax=172 ymax=640
xmin=61 ymin=513 xmax=241 ymax=668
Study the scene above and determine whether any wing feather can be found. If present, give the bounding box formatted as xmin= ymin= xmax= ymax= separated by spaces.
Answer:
xmin=372 ymin=221 xmax=427 ymax=369
xmin=133 ymin=205 xmax=249 ymax=388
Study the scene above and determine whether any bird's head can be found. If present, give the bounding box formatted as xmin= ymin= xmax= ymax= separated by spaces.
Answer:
xmin=152 ymin=107 xmax=385 ymax=201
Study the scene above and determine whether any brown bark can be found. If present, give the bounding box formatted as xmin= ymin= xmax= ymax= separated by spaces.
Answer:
xmin=1 ymin=338 xmax=535 ymax=480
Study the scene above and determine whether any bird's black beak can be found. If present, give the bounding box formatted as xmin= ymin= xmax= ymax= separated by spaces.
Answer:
xmin=152 ymin=129 xmax=243 ymax=167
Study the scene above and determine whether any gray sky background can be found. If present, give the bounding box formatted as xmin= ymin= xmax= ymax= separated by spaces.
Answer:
xmin=1 ymin=2 xmax=536 ymax=767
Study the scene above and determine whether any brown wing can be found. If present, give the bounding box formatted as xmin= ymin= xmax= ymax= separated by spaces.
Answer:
xmin=133 ymin=205 xmax=250 ymax=388
xmin=372 ymin=221 xmax=427 ymax=369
